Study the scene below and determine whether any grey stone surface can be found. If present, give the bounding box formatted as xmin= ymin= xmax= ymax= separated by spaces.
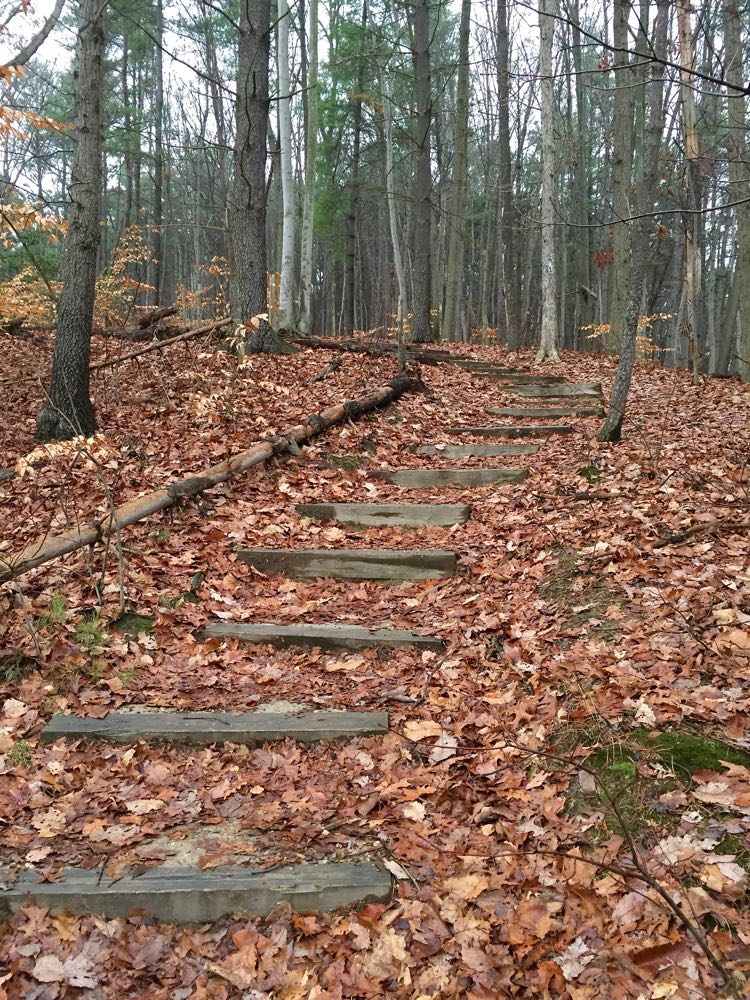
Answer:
xmin=42 ymin=709 xmax=389 ymax=746
xmin=296 ymin=502 xmax=471 ymax=527
xmin=486 ymin=406 xmax=603 ymax=418
xmin=376 ymin=468 xmax=529 ymax=487
xmin=0 ymin=862 xmax=392 ymax=922
xmin=447 ymin=425 xmax=574 ymax=438
xmin=200 ymin=621 xmax=443 ymax=651
xmin=237 ymin=548 xmax=456 ymax=580
xmin=415 ymin=443 xmax=538 ymax=457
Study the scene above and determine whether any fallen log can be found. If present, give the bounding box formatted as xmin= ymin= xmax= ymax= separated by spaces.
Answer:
xmin=0 ymin=372 xmax=413 ymax=584
xmin=289 ymin=334 xmax=455 ymax=365
xmin=90 ymin=319 xmax=231 ymax=372
xmin=137 ymin=305 xmax=178 ymax=328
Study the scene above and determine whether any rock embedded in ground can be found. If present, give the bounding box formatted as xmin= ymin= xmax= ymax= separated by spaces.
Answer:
xmin=415 ymin=443 xmax=538 ymax=457
xmin=296 ymin=502 xmax=472 ymax=527
xmin=447 ymin=425 xmax=574 ymax=439
xmin=375 ymin=468 xmax=529 ymax=487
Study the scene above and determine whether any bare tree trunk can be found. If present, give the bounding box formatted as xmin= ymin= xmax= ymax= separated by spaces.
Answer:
xmin=677 ymin=0 xmax=702 ymax=383
xmin=408 ymin=0 xmax=432 ymax=344
xmin=599 ymin=0 xmax=668 ymax=441
xmin=298 ymin=0 xmax=318 ymax=334
xmin=36 ymin=0 xmax=104 ymax=442
xmin=277 ymin=0 xmax=295 ymax=328
xmin=151 ymin=0 xmax=164 ymax=307
xmin=442 ymin=0 xmax=471 ymax=342
xmin=344 ymin=0 xmax=368 ymax=336
xmin=723 ymin=1 xmax=750 ymax=383
xmin=535 ymin=0 xmax=560 ymax=363
xmin=384 ymin=77 xmax=408 ymax=367
xmin=606 ymin=0 xmax=634 ymax=354
xmin=230 ymin=0 xmax=294 ymax=354
xmin=496 ymin=0 xmax=520 ymax=345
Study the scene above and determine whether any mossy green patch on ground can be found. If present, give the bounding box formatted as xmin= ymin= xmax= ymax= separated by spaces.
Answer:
xmin=558 ymin=724 xmax=750 ymax=840
xmin=74 ymin=614 xmax=109 ymax=653
xmin=0 ymin=650 xmax=38 ymax=683
xmin=112 ymin=612 xmax=155 ymax=638
xmin=7 ymin=740 xmax=32 ymax=767
xmin=35 ymin=591 xmax=68 ymax=630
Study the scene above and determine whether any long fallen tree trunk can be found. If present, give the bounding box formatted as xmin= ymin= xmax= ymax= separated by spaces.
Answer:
xmin=90 ymin=319 xmax=232 ymax=372
xmin=289 ymin=335 xmax=456 ymax=365
xmin=0 ymin=372 xmax=413 ymax=584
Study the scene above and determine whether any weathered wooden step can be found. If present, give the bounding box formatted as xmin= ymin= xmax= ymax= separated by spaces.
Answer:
xmin=508 ymin=383 xmax=602 ymax=398
xmin=0 ymin=862 xmax=392 ymax=923
xmin=376 ymin=468 xmax=528 ymax=488
xmin=415 ymin=443 xmax=538 ymax=457
xmin=448 ymin=425 xmax=573 ymax=439
xmin=296 ymin=502 xmax=471 ymax=527
xmin=42 ymin=708 xmax=389 ymax=746
xmin=237 ymin=548 xmax=456 ymax=580
xmin=482 ymin=372 xmax=567 ymax=384
xmin=486 ymin=406 xmax=602 ymax=418
xmin=200 ymin=621 xmax=443 ymax=651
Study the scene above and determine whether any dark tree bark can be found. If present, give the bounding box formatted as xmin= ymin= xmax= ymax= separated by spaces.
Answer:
xmin=344 ymin=0 xmax=368 ymax=336
xmin=151 ymin=0 xmax=164 ymax=306
xmin=36 ymin=0 xmax=104 ymax=442
xmin=598 ymin=0 xmax=668 ymax=441
xmin=496 ymin=0 xmax=520 ymax=346
xmin=407 ymin=0 xmax=432 ymax=344
xmin=230 ymin=0 xmax=295 ymax=355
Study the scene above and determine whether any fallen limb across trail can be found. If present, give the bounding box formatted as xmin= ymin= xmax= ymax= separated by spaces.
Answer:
xmin=290 ymin=335 xmax=455 ymax=366
xmin=0 ymin=372 xmax=413 ymax=584
xmin=90 ymin=319 xmax=232 ymax=372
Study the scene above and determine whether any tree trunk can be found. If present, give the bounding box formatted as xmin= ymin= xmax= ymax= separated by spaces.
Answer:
xmin=441 ymin=0 xmax=470 ymax=342
xmin=36 ymin=0 xmax=104 ymax=442
xmin=598 ymin=0 xmax=668 ymax=441
xmin=298 ymin=0 xmax=318 ymax=335
xmin=230 ymin=0 xmax=294 ymax=354
xmin=277 ymin=0 xmax=295 ymax=328
xmin=344 ymin=0 xmax=368 ymax=336
xmin=723 ymin=1 xmax=750 ymax=383
xmin=677 ymin=0 xmax=702 ymax=383
xmin=151 ymin=0 xmax=164 ymax=307
xmin=384 ymin=77 xmax=408 ymax=367
xmin=408 ymin=0 xmax=432 ymax=344
xmin=496 ymin=0 xmax=520 ymax=345
xmin=535 ymin=0 xmax=560 ymax=363
xmin=606 ymin=0 xmax=635 ymax=354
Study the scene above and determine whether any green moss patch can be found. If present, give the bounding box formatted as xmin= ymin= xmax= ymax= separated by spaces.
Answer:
xmin=322 ymin=452 xmax=368 ymax=472
xmin=112 ymin=612 xmax=155 ymax=639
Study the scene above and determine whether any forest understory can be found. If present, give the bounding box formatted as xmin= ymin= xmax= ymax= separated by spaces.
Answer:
xmin=1 ymin=333 xmax=749 ymax=998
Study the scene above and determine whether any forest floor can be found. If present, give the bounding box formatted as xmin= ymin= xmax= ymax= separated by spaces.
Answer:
xmin=0 ymin=332 xmax=749 ymax=998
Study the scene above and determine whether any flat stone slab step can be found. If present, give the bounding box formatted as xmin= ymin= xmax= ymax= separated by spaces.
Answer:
xmin=237 ymin=547 xmax=456 ymax=580
xmin=486 ymin=406 xmax=603 ymax=418
xmin=200 ymin=622 xmax=443 ymax=651
xmin=448 ymin=425 xmax=573 ymax=439
xmin=42 ymin=708 xmax=389 ymax=746
xmin=296 ymin=502 xmax=471 ymax=527
xmin=481 ymin=372 xmax=567 ymax=384
xmin=0 ymin=861 xmax=391 ymax=922
xmin=415 ymin=443 xmax=538 ymax=457
xmin=376 ymin=468 xmax=529 ymax=487
xmin=508 ymin=383 xmax=602 ymax=398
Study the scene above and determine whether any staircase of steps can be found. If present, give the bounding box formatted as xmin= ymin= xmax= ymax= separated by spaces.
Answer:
xmin=486 ymin=405 xmax=603 ymax=418
xmin=1 ymin=361 xmax=598 ymax=928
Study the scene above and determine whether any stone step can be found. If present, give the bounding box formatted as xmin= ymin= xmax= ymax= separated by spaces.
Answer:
xmin=415 ymin=442 xmax=538 ymax=458
xmin=486 ymin=406 xmax=603 ymax=418
xmin=200 ymin=621 xmax=443 ymax=651
xmin=296 ymin=502 xmax=471 ymax=527
xmin=237 ymin=547 xmax=456 ymax=580
xmin=480 ymin=372 xmax=567 ymax=384
xmin=42 ymin=708 xmax=389 ymax=746
xmin=508 ymin=383 xmax=602 ymax=398
xmin=376 ymin=468 xmax=529 ymax=488
xmin=0 ymin=861 xmax=392 ymax=923
xmin=448 ymin=425 xmax=573 ymax=439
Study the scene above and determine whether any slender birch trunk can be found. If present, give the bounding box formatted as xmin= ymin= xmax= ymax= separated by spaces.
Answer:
xmin=408 ymin=0 xmax=432 ymax=343
xmin=384 ymin=78 xmax=408 ymax=368
xmin=298 ymin=0 xmax=318 ymax=334
xmin=535 ymin=0 xmax=560 ymax=363
xmin=277 ymin=0 xmax=296 ymax=328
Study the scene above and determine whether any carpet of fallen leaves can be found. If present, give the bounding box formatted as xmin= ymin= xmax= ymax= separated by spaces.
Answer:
xmin=1 ymin=330 xmax=749 ymax=999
